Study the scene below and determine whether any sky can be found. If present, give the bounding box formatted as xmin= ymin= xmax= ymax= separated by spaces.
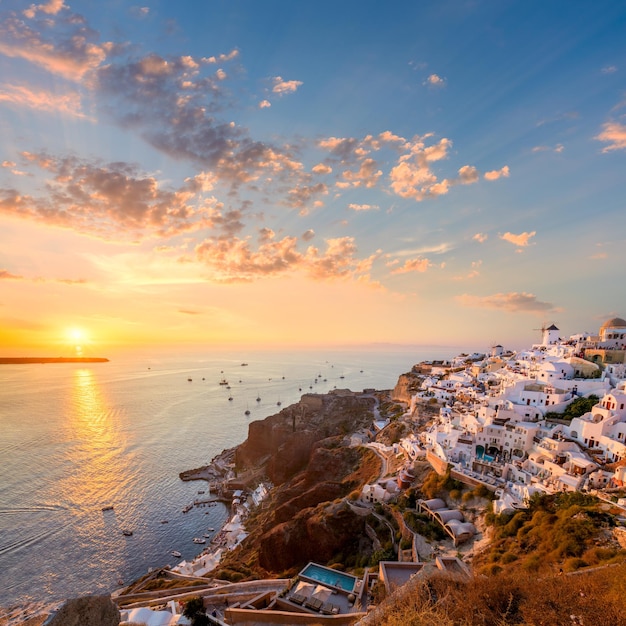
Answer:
xmin=0 ymin=0 xmax=625 ymax=355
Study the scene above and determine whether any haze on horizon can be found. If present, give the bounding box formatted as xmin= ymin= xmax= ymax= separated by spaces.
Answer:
xmin=1 ymin=0 xmax=625 ymax=356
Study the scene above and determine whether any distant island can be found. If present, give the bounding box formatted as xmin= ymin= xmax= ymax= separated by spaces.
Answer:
xmin=0 ymin=357 xmax=109 ymax=364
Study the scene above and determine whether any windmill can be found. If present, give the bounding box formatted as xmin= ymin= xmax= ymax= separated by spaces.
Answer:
xmin=533 ymin=322 xmax=559 ymax=346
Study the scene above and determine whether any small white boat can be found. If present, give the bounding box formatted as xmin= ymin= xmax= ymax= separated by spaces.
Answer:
xmin=204 ymin=533 xmax=211 ymax=538
xmin=171 ymin=550 xmax=182 ymax=558
xmin=207 ymin=527 xmax=215 ymax=531
xmin=193 ymin=537 xmax=206 ymax=544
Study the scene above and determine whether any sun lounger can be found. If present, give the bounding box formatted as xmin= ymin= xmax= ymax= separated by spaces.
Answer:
xmin=305 ymin=597 xmax=323 ymax=611
xmin=321 ymin=602 xmax=340 ymax=615
xmin=290 ymin=593 xmax=306 ymax=605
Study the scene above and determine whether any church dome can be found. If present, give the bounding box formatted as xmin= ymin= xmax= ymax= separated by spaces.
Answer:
xmin=600 ymin=317 xmax=626 ymax=330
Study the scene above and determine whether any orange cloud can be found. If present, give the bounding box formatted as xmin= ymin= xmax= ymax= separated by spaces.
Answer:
xmin=0 ymin=269 xmax=24 ymax=280
xmin=348 ymin=203 xmax=379 ymax=211
xmin=194 ymin=234 xmax=366 ymax=282
xmin=389 ymin=136 xmax=453 ymax=200
xmin=595 ymin=121 xmax=626 ymax=152
xmin=500 ymin=231 xmax=536 ymax=247
xmin=457 ymin=291 xmax=558 ymax=313
xmin=0 ymin=154 xmax=222 ymax=240
xmin=0 ymin=12 xmax=111 ymax=80
xmin=0 ymin=84 xmax=86 ymax=117
xmin=484 ymin=165 xmax=510 ymax=181
xmin=23 ymin=0 xmax=67 ymax=18
xmin=312 ymin=163 xmax=332 ymax=175
xmin=389 ymin=257 xmax=431 ymax=274
xmin=425 ymin=73 xmax=446 ymax=87
xmin=342 ymin=158 xmax=382 ymax=188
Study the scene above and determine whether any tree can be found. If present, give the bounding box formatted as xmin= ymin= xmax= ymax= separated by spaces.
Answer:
xmin=183 ymin=597 xmax=210 ymax=626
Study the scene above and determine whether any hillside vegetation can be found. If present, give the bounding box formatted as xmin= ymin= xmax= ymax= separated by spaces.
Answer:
xmin=474 ymin=491 xmax=626 ymax=575
xmin=370 ymin=561 xmax=626 ymax=626
xmin=370 ymin=491 xmax=626 ymax=626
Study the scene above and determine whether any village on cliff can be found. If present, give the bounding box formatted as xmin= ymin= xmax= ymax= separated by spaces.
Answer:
xmin=407 ymin=316 xmax=626 ymax=506
xmin=45 ymin=318 xmax=626 ymax=626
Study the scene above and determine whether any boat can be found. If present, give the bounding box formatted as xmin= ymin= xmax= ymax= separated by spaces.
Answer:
xmin=101 ymin=505 xmax=114 ymax=512
xmin=203 ymin=533 xmax=211 ymax=538
xmin=161 ymin=520 xmax=168 ymax=524
xmin=219 ymin=379 xmax=229 ymax=385
xmin=241 ymin=363 xmax=248 ymax=366
xmin=277 ymin=400 xmax=281 ymax=406
xmin=187 ymin=378 xmax=192 ymax=382
xmin=193 ymin=537 xmax=206 ymax=544
xmin=245 ymin=409 xmax=250 ymax=415
xmin=171 ymin=550 xmax=181 ymax=558
xmin=256 ymin=395 xmax=261 ymax=402
xmin=182 ymin=504 xmax=193 ymax=513
xmin=207 ymin=527 xmax=215 ymax=531
xmin=228 ymin=396 xmax=233 ymax=401
xmin=122 ymin=529 xmax=133 ymax=536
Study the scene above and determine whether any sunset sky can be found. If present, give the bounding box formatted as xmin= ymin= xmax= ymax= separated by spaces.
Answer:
xmin=1 ymin=0 xmax=625 ymax=355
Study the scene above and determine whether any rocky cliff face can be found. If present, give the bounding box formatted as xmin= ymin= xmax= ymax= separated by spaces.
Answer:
xmin=258 ymin=500 xmax=366 ymax=572
xmin=392 ymin=371 xmax=423 ymax=403
xmin=236 ymin=392 xmax=376 ymax=485
xmin=218 ymin=393 xmax=383 ymax=577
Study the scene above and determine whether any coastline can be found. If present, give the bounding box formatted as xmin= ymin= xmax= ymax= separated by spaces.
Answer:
xmin=0 ymin=350 xmax=423 ymax=623
xmin=0 ymin=357 xmax=109 ymax=364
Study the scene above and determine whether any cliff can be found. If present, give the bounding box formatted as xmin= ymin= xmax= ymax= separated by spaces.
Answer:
xmin=391 ymin=371 xmax=423 ymax=403
xmin=217 ymin=391 xmax=383 ymax=577
xmin=235 ymin=391 xmax=376 ymax=485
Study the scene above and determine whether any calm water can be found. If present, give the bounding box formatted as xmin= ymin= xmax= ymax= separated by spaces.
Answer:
xmin=0 ymin=347 xmax=455 ymax=610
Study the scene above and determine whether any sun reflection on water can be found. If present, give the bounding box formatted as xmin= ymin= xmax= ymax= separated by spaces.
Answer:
xmin=57 ymin=369 xmax=129 ymax=512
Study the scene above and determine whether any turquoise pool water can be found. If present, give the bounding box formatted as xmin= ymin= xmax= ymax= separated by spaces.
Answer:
xmin=299 ymin=563 xmax=357 ymax=593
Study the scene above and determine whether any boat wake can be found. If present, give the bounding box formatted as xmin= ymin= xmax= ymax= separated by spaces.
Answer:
xmin=0 ymin=523 xmax=66 ymax=557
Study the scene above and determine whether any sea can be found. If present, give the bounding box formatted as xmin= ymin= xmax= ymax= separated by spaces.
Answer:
xmin=0 ymin=346 xmax=459 ymax=615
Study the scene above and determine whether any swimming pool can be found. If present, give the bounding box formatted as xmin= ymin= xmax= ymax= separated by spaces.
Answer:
xmin=299 ymin=562 xmax=357 ymax=593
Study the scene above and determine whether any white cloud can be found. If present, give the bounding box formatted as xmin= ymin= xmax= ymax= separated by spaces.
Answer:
xmin=348 ymin=203 xmax=379 ymax=211
xmin=258 ymin=99 xmax=271 ymax=109
xmin=473 ymin=233 xmax=488 ymax=243
xmin=272 ymin=76 xmax=303 ymax=95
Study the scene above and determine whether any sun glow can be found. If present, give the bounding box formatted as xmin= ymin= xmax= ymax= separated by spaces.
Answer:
xmin=65 ymin=327 xmax=90 ymax=355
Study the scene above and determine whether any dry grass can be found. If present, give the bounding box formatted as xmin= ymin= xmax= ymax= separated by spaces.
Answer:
xmin=374 ymin=562 xmax=626 ymax=625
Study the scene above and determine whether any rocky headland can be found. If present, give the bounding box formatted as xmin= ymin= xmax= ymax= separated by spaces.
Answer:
xmin=188 ymin=390 xmax=387 ymax=579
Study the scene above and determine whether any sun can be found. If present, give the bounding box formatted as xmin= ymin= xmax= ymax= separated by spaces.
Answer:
xmin=65 ymin=327 xmax=90 ymax=355
xmin=68 ymin=327 xmax=85 ymax=342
